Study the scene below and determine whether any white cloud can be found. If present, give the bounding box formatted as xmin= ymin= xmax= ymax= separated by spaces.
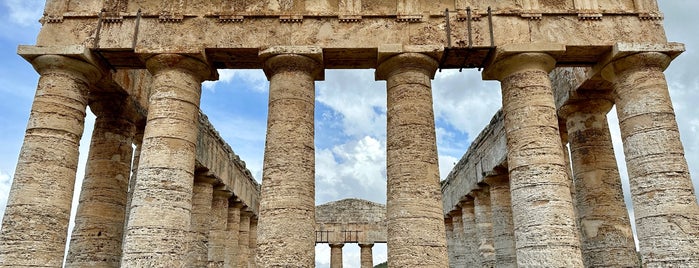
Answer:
xmin=3 ymin=0 xmax=44 ymax=27
xmin=202 ymin=69 xmax=268 ymax=93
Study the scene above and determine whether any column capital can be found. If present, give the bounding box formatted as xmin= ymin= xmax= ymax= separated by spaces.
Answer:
xmin=601 ymin=52 xmax=671 ymax=82
xmin=358 ymin=243 xmax=374 ymax=248
xmin=483 ymin=173 xmax=509 ymax=187
xmin=31 ymin=54 xmax=102 ymax=83
xmin=375 ymin=52 xmax=438 ymax=81
xmin=260 ymin=46 xmax=324 ymax=80
xmin=329 ymin=243 xmax=345 ymax=249
xmin=558 ymin=98 xmax=614 ymax=119
xmin=483 ymin=52 xmax=556 ymax=81
xmin=194 ymin=173 xmax=219 ymax=185
xmin=145 ymin=54 xmax=215 ymax=82
xmin=213 ymin=189 xmax=234 ymax=199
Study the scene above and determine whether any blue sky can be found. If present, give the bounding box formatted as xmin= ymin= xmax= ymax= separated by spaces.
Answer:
xmin=1 ymin=1 xmax=698 ymax=267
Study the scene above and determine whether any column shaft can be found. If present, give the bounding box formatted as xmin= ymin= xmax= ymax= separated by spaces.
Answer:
xmin=248 ymin=218 xmax=258 ymax=267
xmin=238 ymin=211 xmax=252 ymax=268
xmin=257 ymin=51 xmax=321 ymax=267
xmin=604 ymin=52 xmax=699 ymax=266
xmin=460 ymin=199 xmax=482 ymax=266
xmin=491 ymin=53 xmax=584 ymax=267
xmin=450 ymin=212 xmax=466 ymax=267
xmin=473 ymin=188 xmax=496 ymax=267
xmin=359 ymin=244 xmax=374 ymax=268
xmin=65 ymin=98 xmax=136 ymax=267
xmin=225 ymin=202 xmax=243 ymax=268
xmin=561 ymin=99 xmax=639 ymax=267
xmin=445 ymin=218 xmax=455 ymax=267
xmin=188 ymin=177 xmax=215 ymax=267
xmin=330 ymin=243 xmax=344 ymax=268
xmin=0 ymin=55 xmax=99 ymax=267
xmin=122 ymin=131 xmax=143 ymax=247
xmin=209 ymin=190 xmax=232 ymax=267
xmin=377 ymin=52 xmax=448 ymax=267
xmin=485 ymin=175 xmax=517 ymax=268
xmin=121 ymin=54 xmax=211 ymax=266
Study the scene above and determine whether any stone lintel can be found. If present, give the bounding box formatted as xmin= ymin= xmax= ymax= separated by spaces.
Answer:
xmin=376 ymin=44 xmax=443 ymax=70
xmin=18 ymin=45 xmax=105 ymax=76
xmin=259 ymin=46 xmax=324 ymax=80
xmin=482 ymin=43 xmax=566 ymax=80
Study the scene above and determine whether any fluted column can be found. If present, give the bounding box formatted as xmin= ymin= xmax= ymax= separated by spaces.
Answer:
xmin=484 ymin=174 xmax=517 ymax=268
xmin=359 ymin=244 xmax=374 ymax=268
xmin=560 ymin=99 xmax=639 ymax=267
xmin=376 ymin=52 xmax=448 ymax=267
xmin=257 ymin=47 xmax=323 ymax=267
xmin=487 ymin=52 xmax=584 ymax=267
xmin=602 ymin=52 xmax=699 ymax=266
xmin=330 ymin=243 xmax=344 ymax=268
xmin=225 ymin=202 xmax=243 ymax=268
xmin=210 ymin=190 xmax=233 ymax=267
xmin=238 ymin=210 xmax=252 ymax=268
xmin=473 ymin=187 xmax=496 ymax=267
xmin=65 ymin=96 xmax=137 ymax=267
xmin=460 ymin=198 xmax=481 ymax=266
xmin=248 ymin=217 xmax=258 ymax=267
xmin=450 ymin=210 xmax=466 ymax=267
xmin=188 ymin=176 xmax=216 ymax=267
xmin=121 ymin=54 xmax=212 ymax=267
xmin=0 ymin=55 xmax=100 ymax=267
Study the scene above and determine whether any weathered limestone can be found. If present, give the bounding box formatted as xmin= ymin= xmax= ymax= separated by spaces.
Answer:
xmin=449 ymin=210 xmax=466 ymax=267
xmin=122 ymin=131 xmax=143 ymax=245
xmin=559 ymin=99 xmax=639 ymax=267
xmin=225 ymin=202 xmax=243 ymax=268
xmin=483 ymin=174 xmax=517 ymax=268
xmin=376 ymin=52 xmax=448 ymax=267
xmin=256 ymin=47 xmax=323 ymax=267
xmin=603 ymin=52 xmax=699 ymax=266
xmin=0 ymin=55 xmax=100 ymax=267
xmin=238 ymin=210 xmax=252 ymax=268
xmin=460 ymin=199 xmax=481 ymax=267
xmin=189 ymin=176 xmax=216 ymax=267
xmin=486 ymin=52 xmax=584 ymax=267
xmin=210 ymin=190 xmax=232 ymax=268
xmin=359 ymin=244 xmax=374 ymax=268
xmin=65 ymin=95 xmax=136 ymax=267
xmin=444 ymin=218 xmax=455 ymax=267
xmin=472 ymin=187 xmax=496 ymax=267
xmin=329 ymin=243 xmax=344 ymax=268
xmin=121 ymin=54 xmax=212 ymax=267
xmin=248 ymin=218 xmax=257 ymax=268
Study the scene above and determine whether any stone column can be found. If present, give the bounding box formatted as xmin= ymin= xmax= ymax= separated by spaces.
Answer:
xmin=188 ymin=175 xmax=216 ymax=267
xmin=483 ymin=174 xmax=517 ymax=268
xmin=122 ymin=131 xmax=143 ymax=243
xmin=238 ymin=210 xmax=252 ymax=268
xmin=225 ymin=202 xmax=243 ymax=268
xmin=602 ymin=52 xmax=699 ymax=266
xmin=330 ymin=243 xmax=344 ymax=268
xmin=210 ymin=190 xmax=233 ymax=267
xmin=444 ymin=217 xmax=455 ymax=267
xmin=256 ymin=47 xmax=323 ymax=267
xmin=248 ymin=217 xmax=258 ymax=267
xmin=460 ymin=198 xmax=481 ymax=266
xmin=65 ymin=96 xmax=137 ymax=267
xmin=559 ymin=99 xmax=639 ymax=267
xmin=121 ymin=54 xmax=212 ymax=267
xmin=472 ymin=187 xmax=496 ymax=267
xmin=359 ymin=243 xmax=374 ymax=268
xmin=450 ymin=210 xmax=466 ymax=267
xmin=486 ymin=52 xmax=584 ymax=267
xmin=376 ymin=52 xmax=448 ymax=267
xmin=0 ymin=55 xmax=100 ymax=267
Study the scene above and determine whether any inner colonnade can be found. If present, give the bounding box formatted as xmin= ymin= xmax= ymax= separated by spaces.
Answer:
xmin=2 ymin=0 xmax=699 ymax=267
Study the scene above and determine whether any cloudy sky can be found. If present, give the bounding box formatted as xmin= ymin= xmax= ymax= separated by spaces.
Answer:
xmin=0 ymin=1 xmax=697 ymax=267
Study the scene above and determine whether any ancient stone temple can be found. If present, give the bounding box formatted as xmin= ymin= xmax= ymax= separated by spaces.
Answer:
xmin=1 ymin=0 xmax=697 ymax=267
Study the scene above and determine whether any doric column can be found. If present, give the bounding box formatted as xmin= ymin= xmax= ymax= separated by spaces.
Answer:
xmin=0 ymin=55 xmax=100 ymax=267
xmin=376 ymin=52 xmax=448 ymax=267
xmin=210 ymin=190 xmax=233 ymax=267
xmin=248 ymin=217 xmax=258 ymax=267
xmin=450 ymin=210 xmax=466 ymax=267
xmin=122 ymin=130 xmax=143 ymax=244
xmin=121 ymin=54 xmax=212 ymax=267
xmin=486 ymin=52 xmax=584 ymax=267
xmin=65 ymin=95 xmax=137 ymax=267
xmin=460 ymin=198 xmax=481 ymax=266
xmin=256 ymin=47 xmax=323 ymax=267
xmin=188 ymin=175 xmax=216 ymax=267
xmin=484 ymin=174 xmax=517 ymax=268
xmin=472 ymin=187 xmax=496 ymax=267
xmin=330 ymin=243 xmax=344 ymax=268
xmin=559 ymin=99 xmax=639 ymax=267
xmin=225 ymin=202 xmax=243 ymax=268
xmin=602 ymin=52 xmax=699 ymax=266
xmin=238 ymin=210 xmax=252 ymax=268
xmin=359 ymin=243 xmax=374 ymax=268
xmin=444 ymin=217 xmax=455 ymax=267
